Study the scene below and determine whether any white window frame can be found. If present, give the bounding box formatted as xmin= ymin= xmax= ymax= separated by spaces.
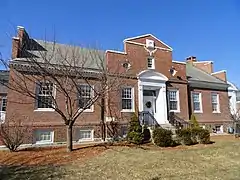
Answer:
xmin=121 ymin=87 xmax=135 ymax=112
xmin=147 ymin=57 xmax=155 ymax=69
xmin=78 ymin=84 xmax=94 ymax=112
xmin=35 ymin=130 xmax=54 ymax=144
xmin=35 ymin=82 xmax=56 ymax=112
xmin=79 ymin=129 xmax=94 ymax=141
xmin=1 ymin=97 xmax=7 ymax=112
xmin=211 ymin=93 xmax=220 ymax=113
xmin=168 ymin=89 xmax=180 ymax=113
xmin=192 ymin=92 xmax=203 ymax=113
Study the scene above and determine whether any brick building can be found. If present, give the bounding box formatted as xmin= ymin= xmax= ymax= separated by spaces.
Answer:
xmin=2 ymin=26 xmax=231 ymax=145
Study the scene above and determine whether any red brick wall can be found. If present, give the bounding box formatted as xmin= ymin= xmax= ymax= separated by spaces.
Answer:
xmin=189 ymin=88 xmax=231 ymax=123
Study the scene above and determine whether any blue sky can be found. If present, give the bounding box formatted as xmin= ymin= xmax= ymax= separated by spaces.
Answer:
xmin=0 ymin=0 xmax=240 ymax=86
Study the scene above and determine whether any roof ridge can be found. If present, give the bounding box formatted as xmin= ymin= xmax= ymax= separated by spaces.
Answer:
xmin=34 ymin=39 xmax=105 ymax=52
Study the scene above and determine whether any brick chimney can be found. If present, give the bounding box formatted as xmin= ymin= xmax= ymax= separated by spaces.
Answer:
xmin=211 ymin=70 xmax=227 ymax=82
xmin=186 ymin=56 xmax=197 ymax=63
xmin=193 ymin=61 xmax=213 ymax=74
xmin=11 ymin=26 xmax=25 ymax=59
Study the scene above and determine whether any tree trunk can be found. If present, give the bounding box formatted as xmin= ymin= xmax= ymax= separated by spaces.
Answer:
xmin=67 ymin=125 xmax=73 ymax=152
xmin=101 ymin=96 xmax=106 ymax=141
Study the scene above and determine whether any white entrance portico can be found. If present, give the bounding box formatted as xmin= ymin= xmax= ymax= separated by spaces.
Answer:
xmin=138 ymin=70 xmax=168 ymax=125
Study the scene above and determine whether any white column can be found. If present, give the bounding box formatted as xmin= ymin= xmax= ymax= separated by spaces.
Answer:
xmin=138 ymin=82 xmax=143 ymax=112
xmin=162 ymin=86 xmax=168 ymax=123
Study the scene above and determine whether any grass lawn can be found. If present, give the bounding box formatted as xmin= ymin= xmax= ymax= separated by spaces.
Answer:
xmin=0 ymin=136 xmax=240 ymax=180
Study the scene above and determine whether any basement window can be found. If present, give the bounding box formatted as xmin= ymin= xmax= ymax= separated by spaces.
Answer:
xmin=79 ymin=129 xmax=94 ymax=141
xmin=35 ymin=130 xmax=54 ymax=144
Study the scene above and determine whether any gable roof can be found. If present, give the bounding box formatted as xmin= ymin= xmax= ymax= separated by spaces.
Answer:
xmin=123 ymin=34 xmax=173 ymax=51
xmin=186 ymin=64 xmax=228 ymax=88
xmin=13 ymin=39 xmax=105 ymax=70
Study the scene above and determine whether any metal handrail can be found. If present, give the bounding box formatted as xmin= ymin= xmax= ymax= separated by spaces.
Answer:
xmin=138 ymin=111 xmax=159 ymax=128
xmin=169 ymin=112 xmax=191 ymax=129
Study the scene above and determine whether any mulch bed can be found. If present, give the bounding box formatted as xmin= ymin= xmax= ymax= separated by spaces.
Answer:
xmin=0 ymin=144 xmax=107 ymax=166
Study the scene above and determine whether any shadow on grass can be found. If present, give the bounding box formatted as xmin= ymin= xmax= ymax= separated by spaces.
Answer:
xmin=0 ymin=165 xmax=64 ymax=180
xmin=73 ymin=143 xmax=110 ymax=151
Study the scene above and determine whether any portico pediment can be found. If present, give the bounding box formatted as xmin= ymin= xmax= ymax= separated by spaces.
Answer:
xmin=138 ymin=70 xmax=168 ymax=82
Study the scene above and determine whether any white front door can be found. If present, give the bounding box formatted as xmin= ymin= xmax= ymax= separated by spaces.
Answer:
xmin=143 ymin=90 xmax=156 ymax=116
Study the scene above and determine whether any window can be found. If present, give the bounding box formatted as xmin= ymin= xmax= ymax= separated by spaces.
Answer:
xmin=211 ymin=93 xmax=220 ymax=113
xmin=192 ymin=92 xmax=202 ymax=112
xmin=168 ymin=90 xmax=179 ymax=112
xmin=79 ymin=130 xmax=93 ymax=141
xmin=36 ymin=130 xmax=54 ymax=144
xmin=78 ymin=84 xmax=93 ymax=110
xmin=36 ymin=82 xmax=55 ymax=109
xmin=147 ymin=57 xmax=155 ymax=69
xmin=236 ymin=91 xmax=240 ymax=102
xmin=1 ymin=97 xmax=7 ymax=112
xmin=121 ymin=87 xmax=134 ymax=111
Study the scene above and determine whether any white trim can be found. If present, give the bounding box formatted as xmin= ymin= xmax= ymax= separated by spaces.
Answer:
xmin=35 ymin=130 xmax=54 ymax=144
xmin=125 ymin=41 xmax=172 ymax=51
xmin=192 ymin=92 xmax=203 ymax=113
xmin=172 ymin=61 xmax=186 ymax=64
xmin=78 ymin=84 xmax=95 ymax=112
xmin=123 ymin=34 xmax=173 ymax=51
xmin=105 ymin=49 xmax=127 ymax=55
xmin=35 ymin=82 xmax=56 ymax=110
xmin=17 ymin=26 xmax=25 ymax=30
xmin=211 ymin=70 xmax=226 ymax=75
xmin=193 ymin=61 xmax=213 ymax=64
xmin=138 ymin=70 xmax=168 ymax=81
xmin=78 ymin=129 xmax=94 ymax=142
xmin=34 ymin=108 xmax=55 ymax=112
xmin=168 ymin=89 xmax=180 ymax=113
xmin=211 ymin=93 xmax=221 ymax=113
xmin=121 ymin=87 xmax=135 ymax=112
xmin=147 ymin=57 xmax=155 ymax=69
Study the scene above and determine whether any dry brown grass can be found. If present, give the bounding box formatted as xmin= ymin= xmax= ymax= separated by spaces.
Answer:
xmin=0 ymin=135 xmax=240 ymax=180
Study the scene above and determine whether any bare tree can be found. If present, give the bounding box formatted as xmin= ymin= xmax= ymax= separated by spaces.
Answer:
xmin=0 ymin=31 xmax=129 ymax=152
xmin=0 ymin=113 xmax=31 ymax=152
xmin=229 ymin=102 xmax=240 ymax=136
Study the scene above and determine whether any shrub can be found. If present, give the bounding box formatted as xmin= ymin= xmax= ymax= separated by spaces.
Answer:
xmin=176 ymin=127 xmax=210 ymax=145
xmin=143 ymin=126 xmax=151 ymax=142
xmin=127 ymin=113 xmax=143 ymax=145
xmin=197 ymin=129 xmax=210 ymax=144
xmin=189 ymin=114 xmax=199 ymax=128
xmin=176 ymin=128 xmax=193 ymax=145
xmin=152 ymin=128 xmax=174 ymax=147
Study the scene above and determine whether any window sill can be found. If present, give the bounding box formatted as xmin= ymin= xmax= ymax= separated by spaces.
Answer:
xmin=121 ymin=109 xmax=135 ymax=113
xmin=34 ymin=108 xmax=55 ymax=112
xmin=79 ymin=108 xmax=94 ymax=113
xmin=213 ymin=111 xmax=221 ymax=114
xmin=169 ymin=110 xmax=180 ymax=113
xmin=194 ymin=110 xmax=203 ymax=113
xmin=35 ymin=141 xmax=53 ymax=145
xmin=78 ymin=138 xmax=94 ymax=142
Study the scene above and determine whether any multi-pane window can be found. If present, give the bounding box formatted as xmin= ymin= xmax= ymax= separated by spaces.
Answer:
xmin=211 ymin=93 xmax=220 ymax=112
xmin=147 ymin=57 xmax=154 ymax=69
xmin=168 ymin=90 xmax=179 ymax=111
xmin=79 ymin=130 xmax=92 ymax=140
xmin=37 ymin=82 xmax=54 ymax=109
xmin=122 ymin=88 xmax=133 ymax=110
xmin=78 ymin=85 xmax=92 ymax=109
xmin=1 ymin=97 xmax=7 ymax=111
xmin=192 ymin=92 xmax=202 ymax=112
xmin=36 ymin=130 xmax=53 ymax=143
